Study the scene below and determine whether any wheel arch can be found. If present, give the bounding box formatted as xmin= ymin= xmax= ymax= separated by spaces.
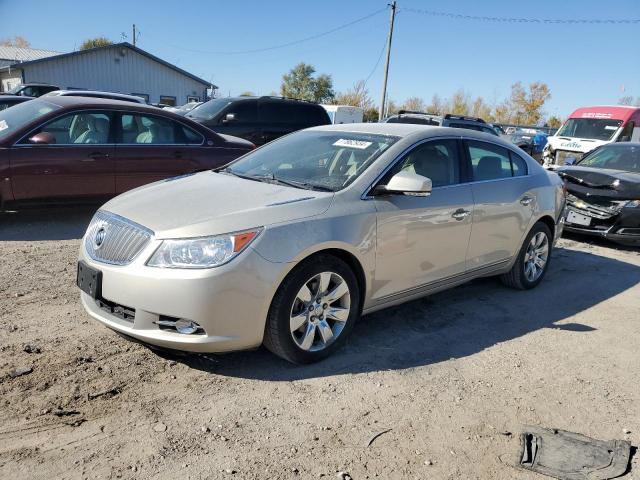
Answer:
xmin=535 ymin=214 xmax=556 ymax=242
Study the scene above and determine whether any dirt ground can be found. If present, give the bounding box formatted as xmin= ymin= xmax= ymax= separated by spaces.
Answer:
xmin=1 ymin=207 xmax=639 ymax=480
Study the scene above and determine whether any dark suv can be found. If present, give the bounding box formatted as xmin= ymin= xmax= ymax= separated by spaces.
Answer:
xmin=186 ymin=96 xmax=331 ymax=145
xmin=4 ymin=83 xmax=61 ymax=98
xmin=385 ymin=111 xmax=499 ymax=136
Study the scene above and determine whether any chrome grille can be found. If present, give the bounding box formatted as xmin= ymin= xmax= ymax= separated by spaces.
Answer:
xmin=85 ymin=211 xmax=153 ymax=265
xmin=566 ymin=195 xmax=621 ymax=220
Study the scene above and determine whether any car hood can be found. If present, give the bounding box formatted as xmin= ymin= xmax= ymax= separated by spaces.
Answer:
xmin=547 ymin=136 xmax=608 ymax=154
xmin=102 ymin=171 xmax=334 ymax=238
xmin=556 ymin=165 xmax=640 ymax=200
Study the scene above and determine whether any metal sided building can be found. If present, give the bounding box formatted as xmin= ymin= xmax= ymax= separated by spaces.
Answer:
xmin=0 ymin=42 xmax=214 ymax=105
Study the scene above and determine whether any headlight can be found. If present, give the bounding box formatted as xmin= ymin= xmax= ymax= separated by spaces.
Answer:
xmin=147 ymin=228 xmax=262 ymax=268
xmin=624 ymin=200 xmax=640 ymax=208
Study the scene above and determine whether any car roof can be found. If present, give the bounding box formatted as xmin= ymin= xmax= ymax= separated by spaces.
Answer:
xmin=35 ymin=95 xmax=161 ymax=111
xmin=0 ymin=95 xmax=30 ymax=101
xmin=52 ymin=90 xmax=144 ymax=98
xmin=307 ymin=122 xmax=517 ymax=145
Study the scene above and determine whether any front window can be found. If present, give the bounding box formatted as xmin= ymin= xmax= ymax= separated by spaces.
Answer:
xmin=556 ymin=118 xmax=623 ymax=141
xmin=578 ymin=145 xmax=640 ymax=173
xmin=186 ymin=98 xmax=234 ymax=121
xmin=225 ymin=131 xmax=399 ymax=191
xmin=26 ymin=111 xmax=112 ymax=144
xmin=0 ymin=99 xmax=61 ymax=141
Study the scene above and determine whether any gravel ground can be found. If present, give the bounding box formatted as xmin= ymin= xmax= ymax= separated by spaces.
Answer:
xmin=1 ymin=207 xmax=639 ymax=480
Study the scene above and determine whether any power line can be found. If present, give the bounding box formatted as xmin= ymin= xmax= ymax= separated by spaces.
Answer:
xmin=362 ymin=35 xmax=388 ymax=88
xmin=401 ymin=7 xmax=640 ymax=24
xmin=164 ymin=7 xmax=387 ymax=55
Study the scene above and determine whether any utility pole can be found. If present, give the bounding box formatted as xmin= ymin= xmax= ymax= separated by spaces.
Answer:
xmin=132 ymin=24 xmax=137 ymax=46
xmin=378 ymin=1 xmax=396 ymax=121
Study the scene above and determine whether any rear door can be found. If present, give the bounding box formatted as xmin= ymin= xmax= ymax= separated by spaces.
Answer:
xmin=10 ymin=110 xmax=115 ymax=202
xmin=463 ymin=139 xmax=534 ymax=269
xmin=114 ymin=112 xmax=211 ymax=193
xmin=259 ymin=99 xmax=293 ymax=144
xmin=371 ymin=138 xmax=474 ymax=300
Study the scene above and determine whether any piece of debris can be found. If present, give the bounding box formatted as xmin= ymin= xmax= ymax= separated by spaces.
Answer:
xmin=153 ymin=422 xmax=168 ymax=432
xmin=53 ymin=408 xmax=80 ymax=417
xmin=501 ymin=431 xmax=513 ymax=437
xmin=622 ymin=428 xmax=631 ymax=435
xmin=88 ymin=387 xmax=120 ymax=400
xmin=224 ymin=469 xmax=236 ymax=474
xmin=424 ymin=460 xmax=433 ymax=466
xmin=23 ymin=344 xmax=41 ymax=354
xmin=518 ymin=426 xmax=631 ymax=480
xmin=336 ymin=472 xmax=352 ymax=480
xmin=9 ymin=366 xmax=33 ymax=378
xmin=201 ymin=426 xmax=210 ymax=433
xmin=366 ymin=428 xmax=392 ymax=447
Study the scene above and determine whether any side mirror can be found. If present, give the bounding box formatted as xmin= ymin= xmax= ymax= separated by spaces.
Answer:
xmin=28 ymin=132 xmax=56 ymax=145
xmin=222 ymin=113 xmax=236 ymax=124
xmin=564 ymin=156 xmax=577 ymax=166
xmin=380 ymin=170 xmax=432 ymax=196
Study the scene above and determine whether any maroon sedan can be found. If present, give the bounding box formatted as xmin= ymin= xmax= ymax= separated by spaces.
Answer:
xmin=0 ymin=96 xmax=254 ymax=208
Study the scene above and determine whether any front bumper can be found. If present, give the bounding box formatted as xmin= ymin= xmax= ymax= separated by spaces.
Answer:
xmin=78 ymin=240 xmax=288 ymax=353
xmin=564 ymin=205 xmax=640 ymax=245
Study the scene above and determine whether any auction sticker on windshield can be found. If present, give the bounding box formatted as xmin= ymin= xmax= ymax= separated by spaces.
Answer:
xmin=0 ymin=120 xmax=8 ymax=131
xmin=333 ymin=139 xmax=372 ymax=149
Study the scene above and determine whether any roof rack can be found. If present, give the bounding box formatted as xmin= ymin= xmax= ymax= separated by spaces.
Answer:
xmin=258 ymin=95 xmax=318 ymax=104
xmin=398 ymin=109 xmax=440 ymax=116
xmin=444 ymin=113 xmax=486 ymax=123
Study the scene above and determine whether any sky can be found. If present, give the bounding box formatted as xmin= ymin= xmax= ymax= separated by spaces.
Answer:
xmin=1 ymin=0 xmax=639 ymax=118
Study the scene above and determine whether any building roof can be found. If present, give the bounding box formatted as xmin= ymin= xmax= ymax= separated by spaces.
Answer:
xmin=0 ymin=45 xmax=60 ymax=62
xmin=1 ymin=42 xmax=214 ymax=88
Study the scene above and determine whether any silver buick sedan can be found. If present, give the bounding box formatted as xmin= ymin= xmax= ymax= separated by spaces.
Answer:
xmin=77 ymin=124 xmax=565 ymax=363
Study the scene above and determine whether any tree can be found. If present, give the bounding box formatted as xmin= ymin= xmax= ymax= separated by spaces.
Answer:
xmin=618 ymin=96 xmax=640 ymax=106
xmin=450 ymin=89 xmax=470 ymax=115
xmin=547 ymin=116 xmax=562 ymax=129
xmin=470 ymin=96 xmax=493 ymax=121
xmin=0 ymin=36 xmax=30 ymax=47
xmin=239 ymin=91 xmax=255 ymax=97
xmin=79 ymin=37 xmax=113 ymax=50
xmin=509 ymin=81 xmax=551 ymax=125
xmin=426 ymin=94 xmax=448 ymax=115
xmin=363 ymin=107 xmax=379 ymax=122
xmin=385 ymin=99 xmax=400 ymax=117
xmin=280 ymin=63 xmax=335 ymax=103
xmin=333 ymin=80 xmax=373 ymax=110
xmin=401 ymin=96 xmax=426 ymax=112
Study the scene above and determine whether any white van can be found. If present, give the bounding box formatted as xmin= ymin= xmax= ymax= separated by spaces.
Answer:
xmin=321 ymin=105 xmax=364 ymax=124
xmin=543 ymin=105 xmax=640 ymax=166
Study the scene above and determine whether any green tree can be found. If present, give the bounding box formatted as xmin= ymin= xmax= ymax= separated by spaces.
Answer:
xmin=363 ymin=107 xmax=379 ymax=122
xmin=79 ymin=37 xmax=113 ymax=50
xmin=239 ymin=91 xmax=255 ymax=97
xmin=0 ymin=36 xmax=30 ymax=47
xmin=280 ymin=63 xmax=335 ymax=103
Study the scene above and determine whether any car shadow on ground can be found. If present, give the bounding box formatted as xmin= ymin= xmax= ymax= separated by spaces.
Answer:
xmin=171 ymin=244 xmax=640 ymax=380
xmin=0 ymin=206 xmax=97 ymax=241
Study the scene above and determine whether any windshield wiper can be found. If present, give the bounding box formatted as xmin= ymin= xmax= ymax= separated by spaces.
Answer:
xmin=220 ymin=169 xmax=334 ymax=192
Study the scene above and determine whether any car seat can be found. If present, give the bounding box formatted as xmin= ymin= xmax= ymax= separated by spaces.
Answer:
xmin=74 ymin=117 xmax=109 ymax=144
xmin=476 ymin=156 xmax=504 ymax=181
xmin=410 ymin=146 xmax=451 ymax=186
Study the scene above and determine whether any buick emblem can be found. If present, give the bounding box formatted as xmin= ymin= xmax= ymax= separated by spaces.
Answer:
xmin=94 ymin=227 xmax=107 ymax=249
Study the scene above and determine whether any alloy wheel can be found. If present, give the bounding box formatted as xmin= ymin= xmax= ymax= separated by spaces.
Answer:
xmin=289 ymin=271 xmax=351 ymax=352
xmin=524 ymin=232 xmax=549 ymax=282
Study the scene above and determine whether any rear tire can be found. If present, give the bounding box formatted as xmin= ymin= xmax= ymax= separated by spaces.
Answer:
xmin=501 ymin=221 xmax=553 ymax=290
xmin=263 ymin=254 xmax=360 ymax=364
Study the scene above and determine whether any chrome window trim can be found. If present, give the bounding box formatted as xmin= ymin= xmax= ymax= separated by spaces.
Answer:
xmin=361 ymin=134 xmax=531 ymax=200
xmin=13 ymin=108 xmax=206 ymax=147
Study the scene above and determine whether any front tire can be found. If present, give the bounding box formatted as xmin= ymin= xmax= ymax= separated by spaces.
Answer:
xmin=501 ymin=222 xmax=552 ymax=290
xmin=263 ymin=254 xmax=360 ymax=364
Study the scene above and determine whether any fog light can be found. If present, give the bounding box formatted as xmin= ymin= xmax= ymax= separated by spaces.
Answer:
xmin=175 ymin=319 xmax=200 ymax=334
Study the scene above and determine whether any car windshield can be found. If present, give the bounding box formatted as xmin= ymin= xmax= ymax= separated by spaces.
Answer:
xmin=556 ymin=118 xmax=623 ymax=141
xmin=186 ymin=98 xmax=234 ymax=121
xmin=225 ymin=131 xmax=399 ymax=191
xmin=0 ymin=99 xmax=60 ymax=141
xmin=578 ymin=145 xmax=640 ymax=173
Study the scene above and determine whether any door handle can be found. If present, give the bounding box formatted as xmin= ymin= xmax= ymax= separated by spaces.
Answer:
xmin=452 ymin=208 xmax=471 ymax=221
xmin=84 ymin=152 xmax=109 ymax=162
xmin=520 ymin=196 xmax=534 ymax=206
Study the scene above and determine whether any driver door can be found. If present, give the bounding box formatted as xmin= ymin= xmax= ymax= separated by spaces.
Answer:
xmin=371 ymin=138 xmax=474 ymax=301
